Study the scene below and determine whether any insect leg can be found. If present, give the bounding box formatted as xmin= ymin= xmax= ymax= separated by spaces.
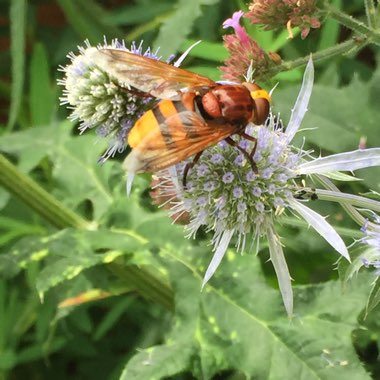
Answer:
xmin=182 ymin=151 xmax=204 ymax=188
xmin=225 ymin=137 xmax=258 ymax=173
xmin=239 ymin=131 xmax=258 ymax=160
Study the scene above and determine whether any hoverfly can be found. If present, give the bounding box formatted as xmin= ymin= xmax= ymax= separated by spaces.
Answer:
xmin=90 ymin=48 xmax=271 ymax=186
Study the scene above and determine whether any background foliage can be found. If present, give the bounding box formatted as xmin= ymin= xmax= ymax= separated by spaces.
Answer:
xmin=0 ymin=0 xmax=380 ymax=379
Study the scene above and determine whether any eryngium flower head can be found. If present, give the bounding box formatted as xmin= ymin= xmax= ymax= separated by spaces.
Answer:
xmin=246 ymin=0 xmax=321 ymax=39
xmin=347 ymin=214 xmax=380 ymax=277
xmin=58 ymin=40 xmax=159 ymax=161
xmin=220 ymin=11 xmax=272 ymax=82
xmin=150 ymin=58 xmax=380 ymax=316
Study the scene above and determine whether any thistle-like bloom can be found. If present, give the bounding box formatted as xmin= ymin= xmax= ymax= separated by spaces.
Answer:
xmin=361 ymin=217 xmax=380 ymax=274
xmin=151 ymin=58 xmax=380 ymax=316
xmin=246 ymin=0 xmax=321 ymax=39
xmin=346 ymin=214 xmax=380 ymax=278
xmin=58 ymin=39 xmax=160 ymax=162
xmin=220 ymin=11 xmax=272 ymax=82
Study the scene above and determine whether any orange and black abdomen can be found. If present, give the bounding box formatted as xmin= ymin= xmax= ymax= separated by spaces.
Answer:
xmin=127 ymin=93 xmax=197 ymax=149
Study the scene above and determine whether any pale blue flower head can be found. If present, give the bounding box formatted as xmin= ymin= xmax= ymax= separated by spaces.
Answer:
xmin=149 ymin=60 xmax=380 ymax=315
xmin=58 ymin=39 xmax=159 ymax=162
xmin=352 ymin=214 xmax=380 ymax=276
xmin=148 ymin=58 xmax=380 ymax=315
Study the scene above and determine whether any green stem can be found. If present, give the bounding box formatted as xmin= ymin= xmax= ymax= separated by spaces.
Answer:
xmin=315 ymin=175 xmax=380 ymax=232
xmin=323 ymin=1 xmax=380 ymax=45
xmin=364 ymin=0 xmax=378 ymax=29
xmin=109 ymin=264 xmax=174 ymax=311
xmin=0 ymin=154 xmax=94 ymax=230
xmin=316 ymin=189 xmax=380 ymax=213
xmin=268 ymin=38 xmax=363 ymax=77
xmin=0 ymin=153 xmax=174 ymax=310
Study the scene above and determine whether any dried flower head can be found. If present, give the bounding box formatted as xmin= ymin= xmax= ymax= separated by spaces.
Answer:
xmin=58 ymin=39 xmax=159 ymax=162
xmin=246 ymin=0 xmax=321 ymax=39
xmin=149 ymin=58 xmax=380 ymax=316
xmin=220 ymin=11 xmax=272 ymax=82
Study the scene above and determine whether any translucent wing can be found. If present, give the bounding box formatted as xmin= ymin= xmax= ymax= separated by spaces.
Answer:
xmin=123 ymin=111 xmax=237 ymax=173
xmin=92 ymin=48 xmax=215 ymax=99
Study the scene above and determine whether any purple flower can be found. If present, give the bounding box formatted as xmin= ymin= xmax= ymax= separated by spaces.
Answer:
xmin=211 ymin=153 xmax=224 ymax=164
xmin=222 ymin=172 xmax=235 ymax=184
xmin=234 ymin=155 xmax=245 ymax=167
xmin=252 ymin=187 xmax=262 ymax=197
xmin=246 ymin=170 xmax=256 ymax=182
xmin=223 ymin=11 xmax=250 ymax=46
xmin=197 ymin=164 xmax=209 ymax=176
xmin=233 ymin=187 xmax=244 ymax=198
xmin=204 ymin=181 xmax=216 ymax=192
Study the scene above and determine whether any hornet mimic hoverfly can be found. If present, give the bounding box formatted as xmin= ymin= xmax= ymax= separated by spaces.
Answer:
xmin=90 ymin=48 xmax=271 ymax=185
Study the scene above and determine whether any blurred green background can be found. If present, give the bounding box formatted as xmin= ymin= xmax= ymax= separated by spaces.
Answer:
xmin=1 ymin=0 xmax=380 ymax=379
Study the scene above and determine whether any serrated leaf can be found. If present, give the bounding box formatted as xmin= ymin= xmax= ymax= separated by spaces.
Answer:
xmin=120 ymin=343 xmax=195 ymax=380
xmin=153 ymin=0 xmax=220 ymax=58
xmin=56 ymin=0 xmax=112 ymax=43
xmin=0 ymin=123 xmax=70 ymax=172
xmin=8 ymin=0 xmax=26 ymax=129
xmin=0 ymin=229 xmax=146 ymax=294
xmin=105 ymin=2 xmax=173 ymax=26
xmin=36 ymin=251 xmax=125 ymax=298
xmin=121 ymin=250 xmax=372 ymax=379
xmin=0 ymin=122 xmax=120 ymax=219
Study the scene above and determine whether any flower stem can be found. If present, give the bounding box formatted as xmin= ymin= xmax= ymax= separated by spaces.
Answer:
xmin=364 ymin=0 xmax=378 ymax=29
xmin=108 ymin=263 xmax=174 ymax=311
xmin=315 ymin=175 xmax=380 ymax=232
xmin=0 ymin=154 xmax=94 ymax=230
xmin=0 ymin=153 xmax=174 ymax=310
xmin=316 ymin=189 xmax=380 ymax=213
xmin=268 ymin=38 xmax=364 ymax=77
xmin=315 ymin=175 xmax=367 ymax=227
xmin=322 ymin=1 xmax=380 ymax=45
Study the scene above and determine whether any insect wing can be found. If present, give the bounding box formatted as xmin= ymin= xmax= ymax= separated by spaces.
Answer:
xmin=123 ymin=111 xmax=237 ymax=173
xmin=93 ymin=49 xmax=215 ymax=99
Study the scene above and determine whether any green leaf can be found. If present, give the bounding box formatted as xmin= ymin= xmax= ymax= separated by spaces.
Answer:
xmin=56 ymin=0 xmax=120 ymax=43
xmin=366 ymin=278 xmax=380 ymax=315
xmin=180 ymin=39 xmax=228 ymax=62
xmin=121 ymin=251 xmax=371 ymax=379
xmin=120 ymin=343 xmax=195 ymax=380
xmin=105 ymin=2 xmax=173 ymax=26
xmin=276 ymin=76 xmax=380 ymax=176
xmin=8 ymin=0 xmax=26 ymax=130
xmin=318 ymin=0 xmax=342 ymax=51
xmin=0 ymin=228 xmax=147 ymax=298
xmin=29 ymin=43 xmax=55 ymax=127
xmin=153 ymin=0 xmax=221 ymax=58
xmin=186 ymin=66 xmax=221 ymax=80
xmin=0 ymin=122 xmax=118 ymax=219
xmin=0 ymin=125 xmax=58 ymax=173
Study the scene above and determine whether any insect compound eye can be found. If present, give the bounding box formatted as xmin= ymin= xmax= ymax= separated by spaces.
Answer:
xmin=241 ymin=82 xmax=271 ymax=125
xmin=252 ymin=97 xmax=270 ymax=125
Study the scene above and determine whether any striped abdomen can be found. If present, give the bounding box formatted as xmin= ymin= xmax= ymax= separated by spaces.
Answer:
xmin=128 ymin=94 xmax=196 ymax=149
